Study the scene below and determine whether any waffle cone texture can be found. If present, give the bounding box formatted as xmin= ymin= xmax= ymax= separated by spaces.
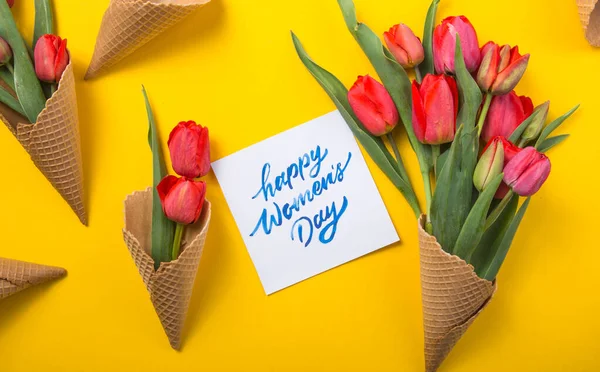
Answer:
xmin=85 ymin=0 xmax=211 ymax=79
xmin=0 ymin=257 xmax=67 ymax=300
xmin=123 ymin=188 xmax=211 ymax=350
xmin=418 ymin=216 xmax=496 ymax=372
xmin=578 ymin=0 xmax=600 ymax=46
xmin=0 ymin=61 xmax=87 ymax=225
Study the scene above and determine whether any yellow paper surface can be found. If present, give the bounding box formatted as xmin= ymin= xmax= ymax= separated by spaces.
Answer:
xmin=0 ymin=0 xmax=598 ymax=370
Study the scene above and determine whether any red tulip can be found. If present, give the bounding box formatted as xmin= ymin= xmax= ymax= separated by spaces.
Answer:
xmin=157 ymin=176 xmax=206 ymax=225
xmin=34 ymin=34 xmax=69 ymax=84
xmin=504 ymin=147 xmax=551 ymax=197
xmin=6 ymin=0 xmax=13 ymax=8
xmin=476 ymin=42 xmax=530 ymax=95
xmin=433 ymin=16 xmax=481 ymax=74
xmin=412 ymin=74 xmax=458 ymax=145
xmin=481 ymin=91 xmax=533 ymax=143
xmin=348 ymin=75 xmax=399 ymax=136
xmin=384 ymin=24 xmax=424 ymax=69
xmin=168 ymin=121 xmax=211 ymax=179
xmin=0 ymin=37 xmax=11 ymax=66
xmin=482 ymin=136 xmax=522 ymax=198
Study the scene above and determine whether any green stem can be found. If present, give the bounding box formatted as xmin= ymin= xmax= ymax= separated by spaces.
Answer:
xmin=50 ymin=83 xmax=57 ymax=97
xmin=485 ymin=190 xmax=514 ymax=230
xmin=415 ymin=66 xmax=423 ymax=84
xmin=423 ymin=169 xmax=433 ymax=232
xmin=517 ymin=138 xmax=528 ymax=148
xmin=172 ymin=223 xmax=185 ymax=261
xmin=431 ymin=145 xmax=440 ymax=179
xmin=477 ymin=94 xmax=493 ymax=138
xmin=386 ymin=132 xmax=406 ymax=176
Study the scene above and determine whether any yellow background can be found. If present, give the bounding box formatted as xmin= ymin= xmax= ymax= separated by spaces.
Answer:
xmin=0 ymin=0 xmax=598 ymax=370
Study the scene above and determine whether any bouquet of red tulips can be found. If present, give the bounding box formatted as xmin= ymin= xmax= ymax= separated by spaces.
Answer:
xmin=292 ymin=0 xmax=578 ymax=370
xmin=0 ymin=0 xmax=86 ymax=224
xmin=122 ymin=87 xmax=212 ymax=350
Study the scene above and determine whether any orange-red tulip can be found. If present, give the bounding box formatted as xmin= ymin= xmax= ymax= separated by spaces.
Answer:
xmin=481 ymin=91 xmax=533 ymax=143
xmin=34 ymin=34 xmax=69 ymax=84
xmin=157 ymin=176 xmax=206 ymax=225
xmin=168 ymin=121 xmax=211 ymax=179
xmin=348 ymin=75 xmax=399 ymax=136
xmin=477 ymin=42 xmax=530 ymax=95
xmin=384 ymin=24 xmax=424 ymax=69
xmin=412 ymin=74 xmax=458 ymax=145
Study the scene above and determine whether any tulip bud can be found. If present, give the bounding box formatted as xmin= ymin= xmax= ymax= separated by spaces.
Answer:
xmin=412 ymin=74 xmax=458 ymax=145
xmin=504 ymin=147 xmax=551 ymax=197
xmin=476 ymin=42 xmax=530 ymax=95
xmin=433 ymin=16 xmax=481 ymax=74
xmin=474 ymin=137 xmax=504 ymax=191
xmin=0 ymin=37 xmax=11 ymax=66
xmin=384 ymin=24 xmax=424 ymax=69
xmin=168 ymin=121 xmax=211 ymax=179
xmin=481 ymin=91 xmax=534 ymax=142
xmin=34 ymin=34 xmax=69 ymax=84
xmin=520 ymin=101 xmax=550 ymax=144
xmin=157 ymin=175 xmax=206 ymax=225
xmin=480 ymin=136 xmax=521 ymax=199
xmin=348 ymin=75 xmax=399 ymax=136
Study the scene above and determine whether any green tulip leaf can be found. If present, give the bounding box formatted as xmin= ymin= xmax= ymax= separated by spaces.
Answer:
xmin=336 ymin=0 xmax=431 ymax=184
xmin=539 ymin=134 xmax=569 ymax=153
xmin=472 ymin=194 xmax=518 ymax=277
xmin=430 ymin=37 xmax=481 ymax=253
xmin=0 ymin=84 xmax=26 ymax=116
xmin=430 ymin=125 xmax=465 ymax=253
xmin=143 ymin=86 xmax=176 ymax=270
xmin=0 ymin=67 xmax=15 ymax=91
xmin=480 ymin=197 xmax=531 ymax=281
xmin=0 ymin=0 xmax=47 ymax=124
xmin=508 ymin=114 xmax=535 ymax=144
xmin=453 ymin=173 xmax=504 ymax=260
xmin=33 ymin=0 xmax=54 ymax=49
xmin=535 ymin=105 xmax=579 ymax=150
xmin=419 ymin=0 xmax=440 ymax=78
xmin=292 ymin=32 xmax=422 ymax=217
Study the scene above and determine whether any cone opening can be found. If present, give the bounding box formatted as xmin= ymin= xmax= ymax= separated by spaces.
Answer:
xmin=124 ymin=188 xmax=212 ymax=268
xmin=16 ymin=61 xmax=75 ymax=138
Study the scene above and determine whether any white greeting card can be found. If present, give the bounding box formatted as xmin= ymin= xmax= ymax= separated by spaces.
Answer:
xmin=212 ymin=111 xmax=399 ymax=294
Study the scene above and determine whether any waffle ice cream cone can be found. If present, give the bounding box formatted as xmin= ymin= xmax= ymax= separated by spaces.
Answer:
xmin=85 ymin=0 xmax=211 ymax=79
xmin=578 ymin=0 xmax=600 ymax=46
xmin=0 ymin=258 xmax=67 ymax=300
xmin=122 ymin=188 xmax=211 ymax=350
xmin=0 ymin=61 xmax=87 ymax=225
xmin=418 ymin=216 xmax=496 ymax=372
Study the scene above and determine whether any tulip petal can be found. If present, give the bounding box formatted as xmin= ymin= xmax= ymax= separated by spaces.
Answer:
xmin=157 ymin=175 xmax=180 ymax=205
xmin=411 ymin=81 xmax=427 ymax=143
xmin=422 ymin=76 xmax=456 ymax=144
xmin=476 ymin=43 xmax=499 ymax=92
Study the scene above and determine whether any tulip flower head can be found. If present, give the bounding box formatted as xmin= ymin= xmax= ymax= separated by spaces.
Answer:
xmin=348 ymin=75 xmax=399 ymax=136
xmin=481 ymin=136 xmax=522 ymax=198
xmin=433 ymin=16 xmax=481 ymax=74
xmin=477 ymin=42 xmax=530 ymax=95
xmin=481 ymin=91 xmax=533 ymax=143
xmin=504 ymin=147 xmax=551 ymax=197
xmin=412 ymin=74 xmax=458 ymax=145
xmin=34 ymin=34 xmax=69 ymax=84
xmin=521 ymin=101 xmax=550 ymax=144
xmin=473 ymin=138 xmax=504 ymax=192
xmin=0 ymin=37 xmax=11 ymax=66
xmin=384 ymin=24 xmax=425 ymax=69
xmin=157 ymin=175 xmax=206 ymax=225
xmin=168 ymin=121 xmax=211 ymax=179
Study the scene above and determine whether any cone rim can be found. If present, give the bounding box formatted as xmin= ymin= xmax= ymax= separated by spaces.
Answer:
xmin=122 ymin=187 xmax=212 ymax=274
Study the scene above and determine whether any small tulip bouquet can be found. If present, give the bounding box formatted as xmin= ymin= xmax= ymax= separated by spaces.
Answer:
xmin=292 ymin=0 xmax=578 ymax=370
xmin=0 ymin=0 xmax=86 ymax=224
xmin=122 ymin=88 xmax=211 ymax=350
